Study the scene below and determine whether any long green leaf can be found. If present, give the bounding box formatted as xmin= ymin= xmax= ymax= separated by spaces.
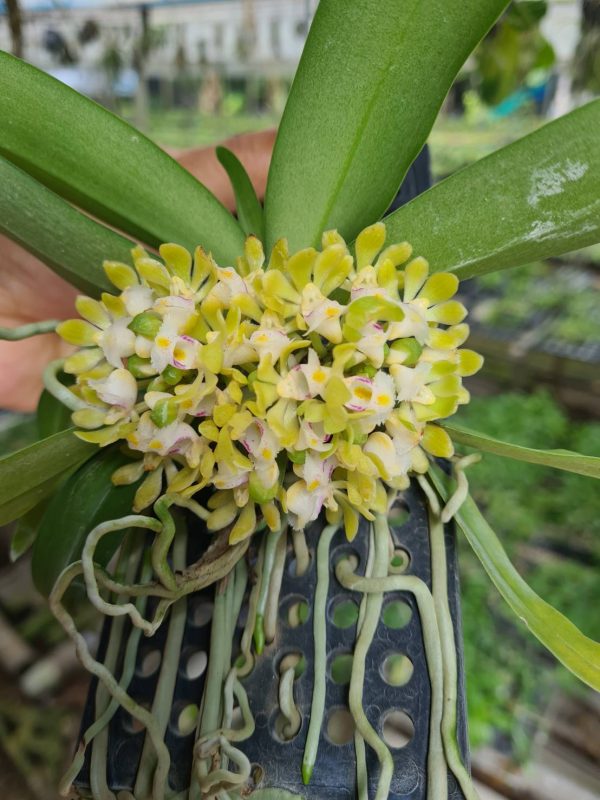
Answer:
xmin=10 ymin=500 xmax=50 ymax=563
xmin=0 ymin=156 xmax=132 ymax=294
xmin=385 ymin=101 xmax=600 ymax=279
xmin=32 ymin=447 xmax=142 ymax=596
xmin=265 ymin=0 xmax=508 ymax=251
xmin=0 ymin=53 xmax=245 ymax=262
xmin=0 ymin=428 xmax=94 ymax=525
xmin=443 ymin=421 xmax=600 ymax=479
xmin=216 ymin=146 xmax=264 ymax=240
xmin=37 ymin=388 xmax=73 ymax=440
xmin=429 ymin=465 xmax=600 ymax=691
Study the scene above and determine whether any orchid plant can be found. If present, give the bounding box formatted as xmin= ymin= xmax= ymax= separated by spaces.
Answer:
xmin=0 ymin=2 xmax=599 ymax=799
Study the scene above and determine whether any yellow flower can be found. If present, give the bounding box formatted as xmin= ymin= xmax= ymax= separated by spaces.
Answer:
xmin=57 ymin=222 xmax=482 ymax=542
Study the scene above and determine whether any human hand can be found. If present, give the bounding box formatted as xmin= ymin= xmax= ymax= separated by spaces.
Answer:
xmin=0 ymin=128 xmax=276 ymax=412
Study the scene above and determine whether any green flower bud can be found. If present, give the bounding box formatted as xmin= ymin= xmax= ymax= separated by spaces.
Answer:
xmin=150 ymin=398 xmax=178 ymax=428
xmin=128 ymin=311 xmax=162 ymax=338
xmin=148 ymin=377 xmax=168 ymax=393
xmin=162 ymin=365 xmax=186 ymax=386
xmin=248 ymin=471 xmax=278 ymax=503
xmin=389 ymin=337 xmax=422 ymax=366
xmin=287 ymin=449 xmax=306 ymax=465
xmin=127 ymin=354 xmax=155 ymax=378
xmin=361 ymin=364 xmax=377 ymax=378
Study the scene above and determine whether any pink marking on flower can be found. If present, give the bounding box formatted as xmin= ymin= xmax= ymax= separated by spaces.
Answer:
xmin=347 ymin=402 xmax=366 ymax=411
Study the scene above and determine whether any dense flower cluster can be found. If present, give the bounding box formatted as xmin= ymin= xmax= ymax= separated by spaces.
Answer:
xmin=57 ymin=223 xmax=482 ymax=541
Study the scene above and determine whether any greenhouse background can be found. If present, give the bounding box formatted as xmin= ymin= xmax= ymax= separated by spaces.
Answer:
xmin=0 ymin=1 xmax=598 ymax=798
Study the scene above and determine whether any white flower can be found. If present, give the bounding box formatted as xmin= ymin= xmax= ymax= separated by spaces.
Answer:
xmin=98 ymin=317 xmax=136 ymax=368
xmin=345 ymin=375 xmax=374 ymax=412
xmin=287 ymin=454 xmax=337 ymax=529
xmin=210 ymin=266 xmax=251 ymax=304
xmin=153 ymin=293 xmax=195 ymax=319
xmin=90 ymin=368 xmax=138 ymax=411
xmin=301 ymin=350 xmax=332 ymax=397
xmin=175 ymin=373 xmax=218 ymax=418
xmin=364 ymin=431 xmax=413 ymax=482
xmin=278 ymin=350 xmax=331 ymax=401
xmin=296 ymin=420 xmax=332 ymax=452
xmin=240 ymin=419 xmax=282 ymax=489
xmin=222 ymin=335 xmax=257 ymax=369
xmin=135 ymin=335 xmax=153 ymax=359
xmin=300 ymin=283 xmax=345 ymax=343
xmin=127 ymin=412 xmax=199 ymax=459
xmin=213 ymin=460 xmax=251 ymax=490
xmin=350 ymin=266 xmax=388 ymax=301
xmin=151 ymin=314 xmax=199 ymax=373
xmin=346 ymin=371 xmax=396 ymax=434
xmin=387 ymin=300 xmax=430 ymax=344
xmin=391 ymin=362 xmax=435 ymax=404
xmin=355 ymin=321 xmax=387 ymax=367
xmin=122 ymin=285 xmax=154 ymax=316
xmin=249 ymin=328 xmax=291 ymax=363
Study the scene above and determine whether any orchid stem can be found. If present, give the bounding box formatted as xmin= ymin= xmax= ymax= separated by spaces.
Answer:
xmin=0 ymin=319 xmax=59 ymax=339
xmin=43 ymin=358 xmax=89 ymax=411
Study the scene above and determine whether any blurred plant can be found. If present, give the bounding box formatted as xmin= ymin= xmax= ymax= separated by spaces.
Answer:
xmin=476 ymin=261 xmax=600 ymax=344
xmin=457 ymin=391 xmax=600 ymax=756
xmin=4 ymin=0 xmax=23 ymax=58
xmin=573 ymin=0 xmax=600 ymax=96
xmin=458 ymin=390 xmax=600 ymax=554
xmin=0 ymin=698 xmax=73 ymax=796
xmin=475 ymin=0 xmax=555 ymax=106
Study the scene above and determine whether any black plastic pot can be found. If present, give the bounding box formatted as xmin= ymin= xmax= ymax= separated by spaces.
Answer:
xmin=75 ymin=482 xmax=469 ymax=799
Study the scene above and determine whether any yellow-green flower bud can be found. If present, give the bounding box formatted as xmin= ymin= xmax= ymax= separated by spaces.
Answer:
xmin=287 ymin=450 xmax=306 ymax=465
xmin=150 ymin=398 xmax=178 ymax=428
xmin=248 ymin=471 xmax=279 ymax=503
xmin=162 ymin=365 xmax=186 ymax=386
xmin=128 ymin=355 xmax=155 ymax=378
xmin=128 ymin=312 xmax=162 ymax=338
xmin=148 ymin=377 xmax=168 ymax=393
xmin=388 ymin=338 xmax=422 ymax=366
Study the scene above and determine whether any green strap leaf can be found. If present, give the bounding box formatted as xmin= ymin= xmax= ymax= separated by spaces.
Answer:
xmin=216 ymin=146 xmax=264 ymax=240
xmin=37 ymin=388 xmax=73 ymax=440
xmin=265 ymin=0 xmax=508 ymax=251
xmin=443 ymin=421 xmax=600 ymax=479
xmin=385 ymin=101 xmax=600 ymax=279
xmin=429 ymin=465 xmax=600 ymax=691
xmin=31 ymin=447 xmax=142 ymax=597
xmin=0 ymin=428 xmax=94 ymax=526
xmin=0 ymin=52 xmax=245 ymax=262
xmin=10 ymin=500 xmax=49 ymax=563
xmin=0 ymin=156 xmax=132 ymax=295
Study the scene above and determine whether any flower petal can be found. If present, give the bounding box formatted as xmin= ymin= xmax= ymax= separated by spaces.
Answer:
xmin=355 ymin=222 xmax=386 ymax=269
xmin=421 ymin=424 xmax=454 ymax=458
xmin=420 ymin=272 xmax=459 ymax=304
xmin=57 ymin=319 xmax=99 ymax=347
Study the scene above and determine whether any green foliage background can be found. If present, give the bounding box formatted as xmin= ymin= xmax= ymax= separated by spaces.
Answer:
xmin=457 ymin=390 xmax=600 ymax=757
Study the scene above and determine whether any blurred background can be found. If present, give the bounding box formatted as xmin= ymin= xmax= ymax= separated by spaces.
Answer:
xmin=0 ymin=1 xmax=599 ymax=798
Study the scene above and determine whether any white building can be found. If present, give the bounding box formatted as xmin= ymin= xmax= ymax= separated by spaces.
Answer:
xmin=0 ymin=0 xmax=317 ymax=93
